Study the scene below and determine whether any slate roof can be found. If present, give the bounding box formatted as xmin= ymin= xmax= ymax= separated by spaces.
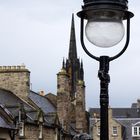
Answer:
xmin=0 ymin=88 xmax=58 ymax=130
xmin=0 ymin=104 xmax=15 ymax=130
xmin=45 ymin=93 xmax=57 ymax=107
xmin=89 ymin=108 xmax=140 ymax=118
xmin=112 ymin=108 xmax=140 ymax=118
xmin=44 ymin=112 xmax=58 ymax=125
xmin=0 ymin=89 xmax=38 ymax=125
xmin=28 ymin=91 xmax=56 ymax=114
xmin=0 ymin=88 xmax=35 ymax=113
xmin=0 ymin=116 xmax=15 ymax=129
xmin=116 ymin=118 xmax=140 ymax=140
xmin=89 ymin=107 xmax=140 ymax=140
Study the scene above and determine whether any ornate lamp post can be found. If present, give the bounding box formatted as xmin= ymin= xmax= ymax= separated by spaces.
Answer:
xmin=77 ymin=0 xmax=134 ymax=140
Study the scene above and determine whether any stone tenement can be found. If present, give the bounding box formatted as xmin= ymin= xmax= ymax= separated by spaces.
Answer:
xmin=0 ymin=65 xmax=30 ymax=99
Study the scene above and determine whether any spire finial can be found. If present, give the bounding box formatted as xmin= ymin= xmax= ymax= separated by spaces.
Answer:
xmin=62 ymin=58 xmax=65 ymax=69
xmin=80 ymin=59 xmax=84 ymax=80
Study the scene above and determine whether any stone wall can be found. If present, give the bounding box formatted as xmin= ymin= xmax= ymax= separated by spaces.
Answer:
xmin=57 ymin=68 xmax=88 ymax=134
xmin=0 ymin=129 xmax=11 ymax=140
xmin=15 ymin=124 xmax=56 ymax=140
xmin=57 ymin=69 xmax=71 ymax=131
xmin=0 ymin=65 xmax=30 ymax=99
xmin=24 ymin=124 xmax=38 ymax=140
xmin=108 ymin=109 xmax=123 ymax=140
xmin=91 ymin=108 xmax=123 ymax=140
xmin=43 ymin=127 xmax=56 ymax=140
xmin=76 ymin=80 xmax=88 ymax=133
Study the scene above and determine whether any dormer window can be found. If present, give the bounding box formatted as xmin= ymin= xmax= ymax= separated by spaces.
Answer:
xmin=97 ymin=126 xmax=100 ymax=136
xmin=55 ymin=128 xmax=58 ymax=140
xmin=18 ymin=104 xmax=26 ymax=138
xmin=132 ymin=126 xmax=140 ymax=137
xmin=19 ymin=121 xmax=25 ymax=137
xmin=112 ymin=126 xmax=118 ymax=136
xmin=132 ymin=122 xmax=140 ymax=137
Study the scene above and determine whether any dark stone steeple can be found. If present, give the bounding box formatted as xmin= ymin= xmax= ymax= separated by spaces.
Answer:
xmin=68 ymin=14 xmax=77 ymax=61
xmin=63 ymin=14 xmax=84 ymax=99
xmin=58 ymin=14 xmax=88 ymax=134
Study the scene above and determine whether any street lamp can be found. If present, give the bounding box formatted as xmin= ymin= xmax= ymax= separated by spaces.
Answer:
xmin=77 ymin=0 xmax=134 ymax=140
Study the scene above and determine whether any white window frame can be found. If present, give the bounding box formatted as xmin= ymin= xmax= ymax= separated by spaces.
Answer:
xmin=39 ymin=124 xmax=43 ymax=139
xmin=132 ymin=126 xmax=140 ymax=137
xmin=112 ymin=126 xmax=118 ymax=136
xmin=55 ymin=128 xmax=58 ymax=140
xmin=19 ymin=122 xmax=25 ymax=137
xmin=97 ymin=126 xmax=100 ymax=136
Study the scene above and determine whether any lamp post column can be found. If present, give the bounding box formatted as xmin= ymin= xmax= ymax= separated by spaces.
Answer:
xmin=98 ymin=56 xmax=110 ymax=140
xmin=77 ymin=1 xmax=134 ymax=140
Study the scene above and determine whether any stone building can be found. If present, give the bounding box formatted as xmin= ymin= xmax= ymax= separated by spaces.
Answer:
xmin=0 ymin=15 xmax=89 ymax=139
xmin=90 ymin=108 xmax=124 ymax=140
xmin=56 ymin=14 xmax=88 ymax=134
xmin=89 ymin=100 xmax=140 ymax=140
xmin=0 ymin=89 xmax=69 ymax=140
xmin=0 ymin=66 xmax=60 ymax=140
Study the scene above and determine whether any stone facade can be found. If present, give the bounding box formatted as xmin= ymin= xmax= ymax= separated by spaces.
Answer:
xmin=56 ymin=14 xmax=88 ymax=134
xmin=76 ymin=80 xmax=87 ymax=133
xmin=57 ymin=69 xmax=71 ymax=131
xmin=90 ymin=108 xmax=123 ymax=140
xmin=0 ymin=65 xmax=30 ymax=100
xmin=108 ymin=109 xmax=123 ymax=140
xmin=57 ymin=67 xmax=88 ymax=134
xmin=0 ymin=66 xmax=59 ymax=140
xmin=0 ymin=129 xmax=11 ymax=140
xmin=14 ymin=125 xmax=56 ymax=140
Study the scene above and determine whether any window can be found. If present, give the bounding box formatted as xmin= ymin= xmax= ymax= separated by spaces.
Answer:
xmin=54 ymin=128 xmax=58 ymax=140
xmin=39 ymin=124 xmax=43 ymax=139
xmin=97 ymin=126 xmax=100 ymax=136
xmin=132 ymin=126 xmax=140 ymax=137
xmin=112 ymin=126 xmax=118 ymax=136
xmin=19 ymin=122 xmax=25 ymax=137
xmin=134 ymin=127 xmax=137 ymax=135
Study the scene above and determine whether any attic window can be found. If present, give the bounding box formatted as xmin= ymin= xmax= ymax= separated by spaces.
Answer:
xmin=112 ymin=126 xmax=118 ymax=136
xmin=97 ymin=126 xmax=100 ymax=136
xmin=132 ymin=122 xmax=140 ymax=137
xmin=19 ymin=122 xmax=25 ymax=137
xmin=132 ymin=126 xmax=140 ymax=137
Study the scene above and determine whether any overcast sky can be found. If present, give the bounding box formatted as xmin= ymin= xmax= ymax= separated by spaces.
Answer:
xmin=0 ymin=0 xmax=139 ymax=109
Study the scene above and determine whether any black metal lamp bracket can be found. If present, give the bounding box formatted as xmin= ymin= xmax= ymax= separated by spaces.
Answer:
xmin=79 ymin=13 xmax=131 ymax=140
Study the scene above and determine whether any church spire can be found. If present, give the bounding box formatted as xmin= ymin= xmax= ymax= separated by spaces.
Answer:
xmin=68 ymin=14 xmax=77 ymax=61
xmin=65 ymin=14 xmax=84 ymax=99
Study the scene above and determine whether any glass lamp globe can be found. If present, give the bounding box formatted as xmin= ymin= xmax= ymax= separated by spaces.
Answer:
xmin=85 ymin=12 xmax=125 ymax=48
